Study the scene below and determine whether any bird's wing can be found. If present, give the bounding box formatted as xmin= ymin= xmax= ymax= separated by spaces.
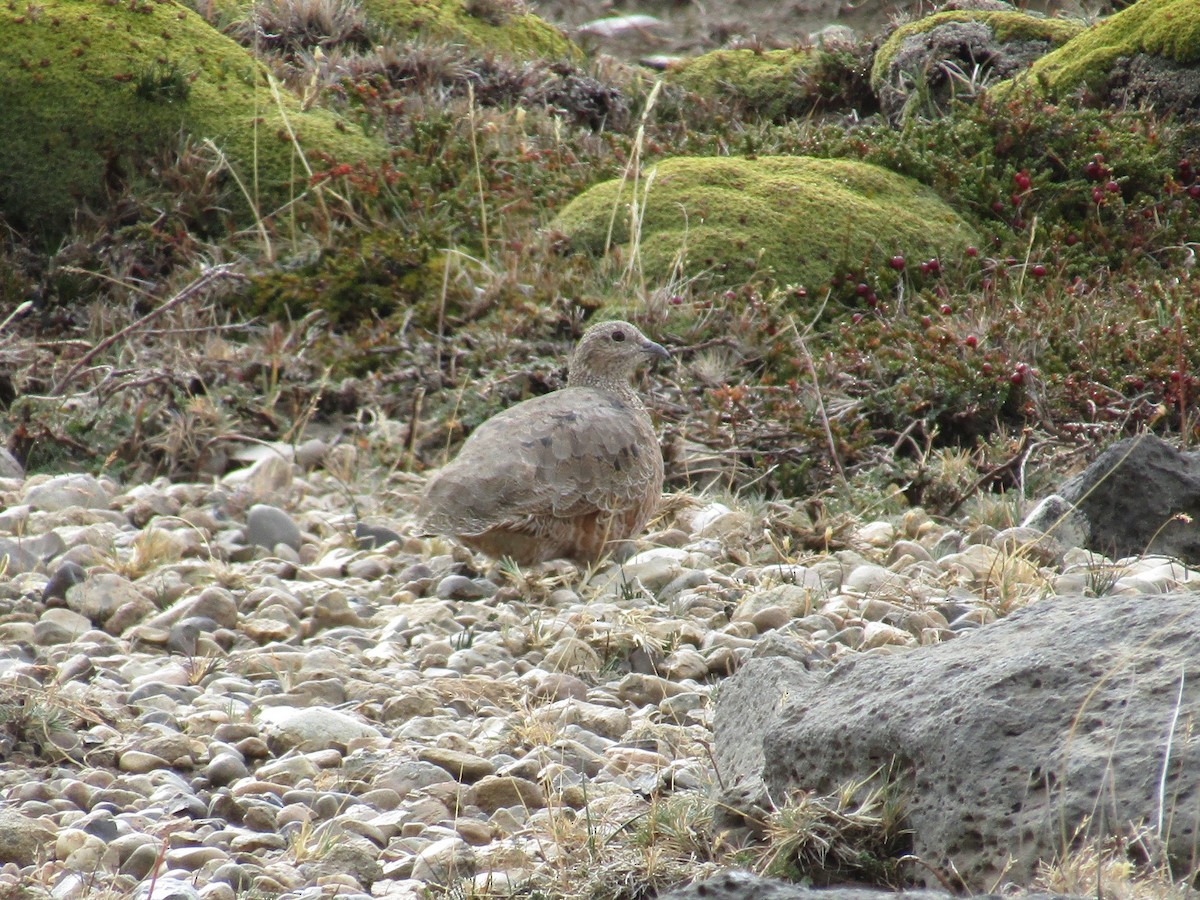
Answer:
xmin=419 ymin=388 xmax=661 ymax=534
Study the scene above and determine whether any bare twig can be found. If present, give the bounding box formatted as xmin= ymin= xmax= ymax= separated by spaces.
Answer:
xmin=51 ymin=264 xmax=243 ymax=396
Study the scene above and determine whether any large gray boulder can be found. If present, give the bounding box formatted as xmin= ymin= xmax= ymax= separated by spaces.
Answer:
xmin=656 ymin=871 xmax=1067 ymax=900
xmin=715 ymin=593 xmax=1200 ymax=890
xmin=1023 ymin=434 xmax=1200 ymax=564
xmin=657 ymin=870 xmax=948 ymax=900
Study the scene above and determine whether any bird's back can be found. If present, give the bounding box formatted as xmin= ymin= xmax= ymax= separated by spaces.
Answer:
xmin=419 ymin=385 xmax=663 ymax=563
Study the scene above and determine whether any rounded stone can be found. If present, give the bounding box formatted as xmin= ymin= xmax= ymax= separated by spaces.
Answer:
xmin=245 ymin=504 xmax=303 ymax=552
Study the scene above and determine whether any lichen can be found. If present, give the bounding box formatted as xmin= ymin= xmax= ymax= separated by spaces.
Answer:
xmin=552 ymin=156 xmax=979 ymax=290
xmin=871 ymin=10 xmax=1083 ymax=93
xmin=0 ymin=0 xmax=384 ymax=236
xmin=1021 ymin=0 xmax=1200 ymax=95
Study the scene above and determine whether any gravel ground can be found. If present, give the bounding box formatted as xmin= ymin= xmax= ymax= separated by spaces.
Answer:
xmin=0 ymin=441 xmax=1191 ymax=899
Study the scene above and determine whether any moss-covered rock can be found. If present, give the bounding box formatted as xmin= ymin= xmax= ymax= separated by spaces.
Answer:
xmin=0 ymin=0 xmax=384 ymax=236
xmin=871 ymin=9 xmax=1082 ymax=121
xmin=1020 ymin=0 xmax=1200 ymax=113
xmin=664 ymin=45 xmax=874 ymax=122
xmin=551 ymin=156 xmax=979 ymax=291
xmin=238 ymin=228 xmax=479 ymax=329
xmin=360 ymin=0 xmax=578 ymax=59
xmin=194 ymin=0 xmax=578 ymax=59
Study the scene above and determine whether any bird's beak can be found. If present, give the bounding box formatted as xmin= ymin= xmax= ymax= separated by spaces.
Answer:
xmin=642 ymin=338 xmax=671 ymax=363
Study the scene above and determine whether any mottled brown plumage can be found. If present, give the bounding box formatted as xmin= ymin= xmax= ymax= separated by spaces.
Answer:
xmin=419 ymin=321 xmax=670 ymax=565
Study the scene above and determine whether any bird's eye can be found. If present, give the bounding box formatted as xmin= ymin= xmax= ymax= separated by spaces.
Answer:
xmin=611 ymin=329 xmax=626 ymax=342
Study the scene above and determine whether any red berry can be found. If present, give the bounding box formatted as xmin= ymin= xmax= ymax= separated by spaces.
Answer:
xmin=856 ymin=282 xmax=870 ymax=296
xmin=1031 ymin=264 xmax=1047 ymax=278
xmin=926 ymin=258 xmax=941 ymax=275
xmin=940 ymin=304 xmax=952 ymax=315
xmin=1189 ymin=185 xmax=1200 ymax=200
xmin=991 ymin=201 xmax=1005 ymax=215
xmin=1106 ymin=180 xmax=1120 ymax=193
xmin=1066 ymin=233 xmax=1079 ymax=246
xmin=851 ymin=313 xmax=864 ymax=324
xmin=921 ymin=315 xmax=932 ymax=327
xmin=1014 ymin=171 xmax=1031 ymax=191
xmin=723 ymin=290 xmax=737 ymax=301
xmin=669 ymin=295 xmax=684 ymax=305
xmin=1011 ymin=193 xmax=1023 ymax=207
xmin=964 ymin=334 xmax=978 ymax=348
xmin=965 ymin=246 xmax=978 ymax=258
xmin=889 ymin=255 xmax=906 ymax=271
xmin=1092 ymin=186 xmax=1105 ymax=203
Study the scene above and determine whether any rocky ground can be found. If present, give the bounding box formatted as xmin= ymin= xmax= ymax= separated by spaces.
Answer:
xmin=0 ymin=432 xmax=1194 ymax=899
xmin=538 ymin=0 xmax=1086 ymax=61
xmin=3 ymin=0 xmax=1200 ymax=895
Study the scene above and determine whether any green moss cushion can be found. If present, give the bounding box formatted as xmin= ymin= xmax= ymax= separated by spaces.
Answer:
xmin=1023 ymin=0 xmax=1200 ymax=95
xmin=552 ymin=156 xmax=978 ymax=290
xmin=0 ymin=0 xmax=384 ymax=235
xmin=666 ymin=49 xmax=820 ymax=121
xmin=358 ymin=0 xmax=578 ymax=59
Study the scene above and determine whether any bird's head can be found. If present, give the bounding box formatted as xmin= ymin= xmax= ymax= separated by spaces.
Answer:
xmin=567 ymin=320 xmax=670 ymax=392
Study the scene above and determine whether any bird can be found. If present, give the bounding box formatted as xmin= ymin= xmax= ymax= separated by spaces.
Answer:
xmin=419 ymin=320 xmax=670 ymax=566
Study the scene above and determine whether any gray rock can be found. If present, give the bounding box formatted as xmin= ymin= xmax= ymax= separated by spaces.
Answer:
xmin=258 ymin=705 xmax=381 ymax=753
xmin=877 ymin=18 xmax=1061 ymax=124
xmin=1026 ymin=434 xmax=1200 ymax=563
xmin=0 ymin=446 xmax=22 ymax=478
xmin=533 ymin=699 xmax=630 ymax=740
xmin=411 ymin=835 xmax=476 ymax=884
xmin=435 ymin=574 xmax=492 ymax=600
xmin=712 ymin=656 xmax=817 ymax=800
xmin=299 ymin=837 xmax=381 ymax=888
xmin=181 ymin=587 xmax=240 ymax=629
xmin=0 ymin=809 xmax=55 ymax=866
xmin=245 ymin=504 xmax=302 ymax=552
xmin=65 ymin=573 xmax=146 ymax=625
xmin=295 ymin=438 xmax=330 ymax=470
xmin=33 ymin=607 xmax=92 ymax=645
xmin=717 ymin=593 xmax=1200 ymax=889
xmin=357 ymin=757 xmax=458 ymax=797
xmin=24 ymin=473 xmax=110 ymax=511
xmin=355 ymin=522 xmax=403 ymax=550
xmin=417 ymin=747 xmax=496 ymax=783
xmin=0 ymin=538 xmax=38 ymax=575
xmin=135 ymin=876 xmax=201 ymax=900
xmin=468 ymin=775 xmax=546 ymax=813
xmin=1105 ymin=53 xmax=1200 ymax=121
xmin=205 ymin=752 xmax=250 ymax=787
xmin=43 ymin=560 xmax=88 ymax=601
xmin=1021 ymin=495 xmax=1090 ymax=554
xmin=657 ymin=870 xmax=952 ymax=899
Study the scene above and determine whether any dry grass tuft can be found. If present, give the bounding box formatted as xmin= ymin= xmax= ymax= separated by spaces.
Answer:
xmin=233 ymin=0 xmax=372 ymax=54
